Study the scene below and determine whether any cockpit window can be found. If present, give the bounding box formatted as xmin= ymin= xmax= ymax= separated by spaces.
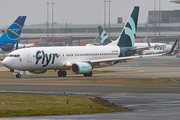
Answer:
xmin=7 ymin=54 xmax=20 ymax=58
xmin=14 ymin=55 xmax=20 ymax=57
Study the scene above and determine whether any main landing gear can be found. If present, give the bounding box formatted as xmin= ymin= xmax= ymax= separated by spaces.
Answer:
xmin=16 ymin=73 xmax=21 ymax=78
xmin=58 ymin=70 xmax=67 ymax=77
xmin=83 ymin=71 xmax=92 ymax=77
xmin=57 ymin=71 xmax=92 ymax=77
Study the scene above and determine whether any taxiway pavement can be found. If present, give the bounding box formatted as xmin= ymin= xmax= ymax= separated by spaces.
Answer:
xmin=1 ymin=56 xmax=180 ymax=119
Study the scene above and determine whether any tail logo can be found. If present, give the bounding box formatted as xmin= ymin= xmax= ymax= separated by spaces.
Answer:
xmin=100 ymin=31 xmax=108 ymax=44
xmin=6 ymin=23 xmax=22 ymax=40
xmin=124 ymin=17 xmax=136 ymax=46
xmin=8 ymin=29 xmax=20 ymax=37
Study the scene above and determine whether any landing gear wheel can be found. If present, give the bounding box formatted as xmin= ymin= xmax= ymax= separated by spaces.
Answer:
xmin=83 ymin=73 xmax=88 ymax=77
xmin=83 ymin=71 xmax=92 ymax=77
xmin=87 ymin=71 xmax=92 ymax=77
xmin=62 ymin=71 xmax=67 ymax=77
xmin=16 ymin=73 xmax=21 ymax=78
xmin=58 ymin=71 xmax=62 ymax=77
xmin=58 ymin=71 xmax=67 ymax=77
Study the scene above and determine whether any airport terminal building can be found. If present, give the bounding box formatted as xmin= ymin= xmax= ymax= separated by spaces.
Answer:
xmin=1 ymin=9 xmax=180 ymax=46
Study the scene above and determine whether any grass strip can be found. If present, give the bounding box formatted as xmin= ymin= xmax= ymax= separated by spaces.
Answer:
xmin=0 ymin=93 xmax=115 ymax=117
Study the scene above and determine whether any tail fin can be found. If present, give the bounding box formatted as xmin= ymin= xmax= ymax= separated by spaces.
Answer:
xmin=117 ymin=6 xmax=139 ymax=47
xmin=98 ymin=26 xmax=112 ymax=45
xmin=0 ymin=16 xmax=26 ymax=45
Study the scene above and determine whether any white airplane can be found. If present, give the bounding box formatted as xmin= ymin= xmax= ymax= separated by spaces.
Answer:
xmin=141 ymin=40 xmax=172 ymax=55
xmin=0 ymin=16 xmax=34 ymax=54
xmin=2 ymin=6 xmax=178 ymax=78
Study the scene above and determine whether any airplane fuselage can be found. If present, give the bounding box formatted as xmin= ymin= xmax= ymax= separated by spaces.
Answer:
xmin=3 ymin=46 xmax=121 ymax=71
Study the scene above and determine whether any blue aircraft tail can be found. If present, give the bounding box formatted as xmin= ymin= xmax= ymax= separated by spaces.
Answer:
xmin=0 ymin=16 xmax=26 ymax=51
xmin=117 ymin=6 xmax=139 ymax=47
xmin=98 ymin=26 xmax=112 ymax=45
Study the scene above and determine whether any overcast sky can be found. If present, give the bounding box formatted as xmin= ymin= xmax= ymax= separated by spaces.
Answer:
xmin=0 ymin=0 xmax=180 ymax=27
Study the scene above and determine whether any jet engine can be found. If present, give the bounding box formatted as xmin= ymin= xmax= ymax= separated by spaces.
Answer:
xmin=71 ymin=62 xmax=92 ymax=74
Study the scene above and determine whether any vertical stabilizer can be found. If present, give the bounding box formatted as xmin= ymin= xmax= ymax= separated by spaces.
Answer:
xmin=98 ymin=26 xmax=112 ymax=45
xmin=117 ymin=6 xmax=139 ymax=47
xmin=0 ymin=16 xmax=26 ymax=51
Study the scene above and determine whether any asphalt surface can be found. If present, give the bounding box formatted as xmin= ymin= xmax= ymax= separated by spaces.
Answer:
xmin=0 ymin=83 xmax=180 ymax=94
xmin=1 ymin=56 xmax=180 ymax=119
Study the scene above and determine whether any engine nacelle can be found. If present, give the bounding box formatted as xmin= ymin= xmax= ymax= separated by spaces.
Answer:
xmin=71 ymin=62 xmax=92 ymax=74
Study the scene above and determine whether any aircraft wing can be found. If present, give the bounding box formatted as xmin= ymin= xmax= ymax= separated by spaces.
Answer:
xmin=65 ymin=53 xmax=165 ymax=67
xmin=90 ymin=54 xmax=162 ymax=63
xmin=91 ymin=39 xmax=178 ymax=63
xmin=65 ymin=39 xmax=178 ymax=67
xmin=90 ymin=40 xmax=178 ymax=63
xmin=64 ymin=59 xmax=128 ymax=67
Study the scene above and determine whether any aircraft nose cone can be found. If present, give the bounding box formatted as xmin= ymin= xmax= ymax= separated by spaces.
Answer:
xmin=2 ymin=58 xmax=8 ymax=67
xmin=2 ymin=58 xmax=12 ymax=69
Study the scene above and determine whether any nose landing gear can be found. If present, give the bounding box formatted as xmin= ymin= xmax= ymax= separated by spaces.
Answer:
xmin=16 ymin=73 xmax=21 ymax=78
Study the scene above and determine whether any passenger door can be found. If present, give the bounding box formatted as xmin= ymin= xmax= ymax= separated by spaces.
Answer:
xmin=25 ymin=50 xmax=32 ymax=62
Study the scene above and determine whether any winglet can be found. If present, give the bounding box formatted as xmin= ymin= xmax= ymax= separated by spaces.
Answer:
xmin=164 ymin=39 xmax=178 ymax=55
xmin=147 ymin=40 xmax=151 ymax=47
